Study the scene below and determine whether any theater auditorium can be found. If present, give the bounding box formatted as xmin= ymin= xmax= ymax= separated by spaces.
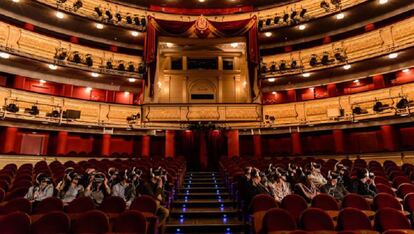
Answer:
xmin=0 ymin=0 xmax=414 ymax=233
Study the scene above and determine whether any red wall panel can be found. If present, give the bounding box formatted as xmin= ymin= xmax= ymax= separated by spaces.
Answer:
xmin=239 ymin=135 xmax=254 ymax=156
xmin=110 ymin=136 xmax=134 ymax=155
xmin=66 ymin=134 xmax=94 ymax=154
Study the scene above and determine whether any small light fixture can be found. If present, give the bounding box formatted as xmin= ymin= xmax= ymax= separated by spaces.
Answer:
xmin=0 ymin=52 xmax=10 ymax=59
xmin=336 ymin=13 xmax=345 ymax=20
xmin=12 ymin=0 xmax=20 ymax=2
xmin=302 ymin=73 xmax=310 ymax=78
xmin=131 ymin=31 xmax=139 ymax=37
xmin=298 ymin=24 xmax=306 ymax=30
xmin=128 ymin=78 xmax=137 ymax=82
xmin=198 ymin=0 xmax=205 ymax=2
xmin=91 ymin=72 xmax=100 ymax=78
xmin=95 ymin=23 xmax=104 ymax=29
xmin=402 ymin=68 xmax=410 ymax=73
xmin=48 ymin=64 xmax=58 ymax=70
xmin=86 ymin=87 xmax=92 ymax=92
xmin=353 ymin=79 xmax=359 ymax=83
xmin=343 ymin=64 xmax=351 ymax=70
xmin=56 ymin=11 xmax=65 ymax=19
xmin=309 ymin=87 xmax=314 ymax=91
xmin=268 ymin=78 xmax=276 ymax=82
xmin=264 ymin=32 xmax=272 ymax=37
xmin=379 ymin=0 xmax=388 ymax=4
xmin=166 ymin=42 xmax=174 ymax=48
xmin=124 ymin=91 xmax=130 ymax=95
xmin=388 ymin=53 xmax=398 ymax=59
xmin=230 ymin=43 xmax=238 ymax=48
xmin=272 ymin=91 xmax=277 ymax=95
xmin=39 ymin=79 xmax=46 ymax=84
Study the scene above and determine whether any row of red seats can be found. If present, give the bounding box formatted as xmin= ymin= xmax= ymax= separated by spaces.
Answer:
xmin=0 ymin=209 xmax=147 ymax=234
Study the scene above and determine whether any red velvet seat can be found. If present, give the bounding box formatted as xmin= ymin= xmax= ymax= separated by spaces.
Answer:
xmin=262 ymin=208 xmax=296 ymax=233
xmin=397 ymin=183 xmax=414 ymax=198
xmin=404 ymin=193 xmax=414 ymax=212
xmin=373 ymin=193 xmax=402 ymax=211
xmin=0 ymin=198 xmax=32 ymax=214
xmin=0 ymin=188 xmax=4 ymax=202
xmin=31 ymin=211 xmax=70 ymax=234
xmin=4 ymin=186 xmax=29 ymax=201
xmin=336 ymin=207 xmax=372 ymax=231
xmin=311 ymin=194 xmax=339 ymax=210
xmin=249 ymin=194 xmax=279 ymax=234
xmin=374 ymin=208 xmax=411 ymax=232
xmin=100 ymin=196 xmax=126 ymax=213
xmin=281 ymin=194 xmax=308 ymax=222
xmin=65 ymin=196 xmax=96 ymax=213
xmin=300 ymin=208 xmax=335 ymax=231
xmin=71 ymin=210 xmax=109 ymax=234
xmin=376 ymin=184 xmax=396 ymax=196
xmin=33 ymin=197 xmax=64 ymax=214
xmin=342 ymin=193 xmax=371 ymax=210
xmin=0 ymin=211 xmax=30 ymax=234
xmin=130 ymin=195 xmax=158 ymax=215
xmin=112 ymin=210 xmax=147 ymax=234
xmin=393 ymin=176 xmax=411 ymax=188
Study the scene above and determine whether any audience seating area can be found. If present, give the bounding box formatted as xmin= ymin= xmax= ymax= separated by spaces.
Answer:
xmin=0 ymin=157 xmax=185 ymax=234
xmin=220 ymin=157 xmax=414 ymax=234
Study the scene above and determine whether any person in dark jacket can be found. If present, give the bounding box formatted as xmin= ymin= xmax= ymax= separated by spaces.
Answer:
xmin=246 ymin=168 xmax=272 ymax=208
xmin=294 ymin=168 xmax=319 ymax=202
xmin=320 ymin=171 xmax=348 ymax=201
xmin=349 ymin=168 xmax=377 ymax=199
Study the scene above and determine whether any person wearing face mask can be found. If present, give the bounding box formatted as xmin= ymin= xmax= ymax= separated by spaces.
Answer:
xmin=269 ymin=168 xmax=292 ymax=203
xmin=25 ymin=173 xmax=54 ymax=203
xmin=294 ymin=168 xmax=320 ymax=202
xmin=349 ymin=169 xmax=377 ymax=200
xmin=320 ymin=171 xmax=348 ymax=201
xmin=56 ymin=171 xmax=84 ymax=203
xmin=307 ymin=162 xmax=327 ymax=189
xmin=84 ymin=172 xmax=111 ymax=205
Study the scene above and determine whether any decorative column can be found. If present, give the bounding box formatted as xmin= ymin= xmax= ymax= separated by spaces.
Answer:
xmin=56 ymin=131 xmax=68 ymax=155
xmin=142 ymin=135 xmax=151 ymax=157
xmin=3 ymin=127 xmax=18 ymax=153
xmin=101 ymin=134 xmax=111 ymax=156
xmin=227 ymin=130 xmax=240 ymax=157
xmin=253 ymin=135 xmax=262 ymax=159
xmin=327 ymin=83 xmax=338 ymax=97
xmin=332 ymin=129 xmax=345 ymax=154
xmin=165 ymin=130 xmax=175 ymax=158
xmin=381 ymin=125 xmax=397 ymax=151
xmin=373 ymin=75 xmax=385 ymax=89
xmin=291 ymin=132 xmax=303 ymax=155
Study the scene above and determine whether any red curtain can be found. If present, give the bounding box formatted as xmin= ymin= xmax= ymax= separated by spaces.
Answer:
xmin=144 ymin=16 xmax=259 ymax=98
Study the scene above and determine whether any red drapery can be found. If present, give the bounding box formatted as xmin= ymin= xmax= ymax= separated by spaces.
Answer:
xmin=144 ymin=16 xmax=259 ymax=98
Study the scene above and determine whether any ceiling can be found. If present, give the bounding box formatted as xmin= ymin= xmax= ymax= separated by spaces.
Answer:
xmin=108 ymin=0 xmax=298 ymax=10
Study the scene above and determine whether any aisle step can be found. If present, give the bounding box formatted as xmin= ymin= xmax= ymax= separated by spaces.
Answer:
xmin=176 ymin=192 xmax=230 ymax=199
xmin=170 ymin=207 xmax=239 ymax=218
xmin=173 ymin=199 xmax=234 ymax=208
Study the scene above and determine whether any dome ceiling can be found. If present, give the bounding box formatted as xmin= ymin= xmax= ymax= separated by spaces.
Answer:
xmin=107 ymin=0 xmax=297 ymax=10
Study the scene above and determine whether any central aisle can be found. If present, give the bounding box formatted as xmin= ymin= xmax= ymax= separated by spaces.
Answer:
xmin=166 ymin=171 xmax=245 ymax=234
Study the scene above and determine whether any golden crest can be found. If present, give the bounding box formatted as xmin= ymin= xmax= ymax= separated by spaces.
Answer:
xmin=195 ymin=15 xmax=209 ymax=31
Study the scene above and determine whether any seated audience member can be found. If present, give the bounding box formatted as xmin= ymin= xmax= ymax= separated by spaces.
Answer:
xmin=112 ymin=169 xmax=136 ymax=207
xmin=79 ymin=167 xmax=97 ymax=188
xmin=56 ymin=171 xmax=84 ymax=203
xmin=334 ymin=162 xmax=351 ymax=188
xmin=25 ymin=173 xmax=54 ymax=202
xmin=239 ymin=166 xmax=252 ymax=203
xmin=294 ymin=168 xmax=320 ymax=202
xmin=84 ymin=172 xmax=111 ymax=205
xmin=320 ymin=171 xmax=348 ymax=201
xmin=107 ymin=167 xmax=120 ymax=188
xmin=270 ymin=168 xmax=292 ymax=203
xmin=349 ymin=169 xmax=377 ymax=199
xmin=246 ymin=168 xmax=272 ymax=206
xmin=308 ymin=162 xmax=327 ymax=189
xmin=139 ymin=167 xmax=170 ymax=231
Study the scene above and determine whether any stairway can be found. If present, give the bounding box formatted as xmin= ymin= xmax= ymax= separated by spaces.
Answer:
xmin=166 ymin=171 xmax=246 ymax=234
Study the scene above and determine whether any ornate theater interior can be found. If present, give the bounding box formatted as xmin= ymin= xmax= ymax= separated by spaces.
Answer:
xmin=1 ymin=0 xmax=414 ymax=233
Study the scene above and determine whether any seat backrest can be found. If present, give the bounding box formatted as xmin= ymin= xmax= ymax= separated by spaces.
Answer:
xmin=337 ymin=207 xmax=372 ymax=231
xmin=393 ymin=176 xmax=411 ymax=188
xmin=311 ymin=194 xmax=339 ymax=210
xmin=0 ymin=198 xmax=31 ymax=214
xmin=263 ymin=208 xmax=296 ymax=233
xmin=130 ymin=195 xmax=158 ymax=214
xmin=281 ymin=194 xmax=308 ymax=222
xmin=300 ymin=208 xmax=335 ymax=231
xmin=342 ymin=193 xmax=371 ymax=210
xmin=31 ymin=211 xmax=70 ymax=234
xmin=33 ymin=197 xmax=64 ymax=214
xmin=374 ymin=208 xmax=411 ymax=232
xmin=397 ymin=183 xmax=414 ymax=198
xmin=99 ymin=196 xmax=126 ymax=213
xmin=112 ymin=210 xmax=147 ymax=234
xmin=249 ymin=194 xmax=279 ymax=234
xmin=376 ymin=184 xmax=396 ymax=196
xmin=0 ymin=211 xmax=30 ymax=234
xmin=403 ymin=193 xmax=414 ymax=212
xmin=373 ymin=193 xmax=402 ymax=211
xmin=65 ymin=196 xmax=96 ymax=213
xmin=71 ymin=210 xmax=109 ymax=234
xmin=4 ymin=186 xmax=29 ymax=201
xmin=0 ymin=188 xmax=4 ymax=202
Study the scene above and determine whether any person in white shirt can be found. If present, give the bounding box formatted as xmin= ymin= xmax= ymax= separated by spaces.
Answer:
xmin=112 ymin=170 xmax=136 ymax=207
xmin=25 ymin=173 xmax=54 ymax=202
xmin=56 ymin=171 xmax=84 ymax=203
